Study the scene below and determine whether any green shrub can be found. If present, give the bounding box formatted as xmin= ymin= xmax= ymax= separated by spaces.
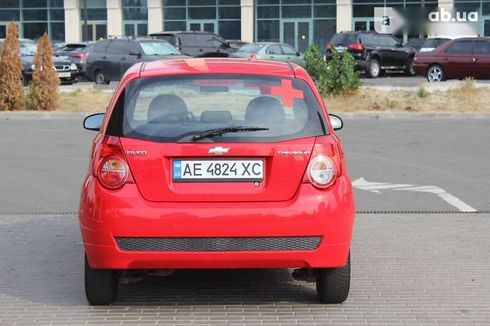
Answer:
xmin=462 ymin=77 xmax=475 ymax=90
xmin=303 ymin=44 xmax=328 ymax=83
xmin=303 ymin=44 xmax=360 ymax=96
xmin=323 ymin=48 xmax=361 ymax=96
xmin=417 ymin=87 xmax=428 ymax=98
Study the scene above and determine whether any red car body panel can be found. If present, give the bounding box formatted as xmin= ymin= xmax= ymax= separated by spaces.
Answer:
xmin=79 ymin=58 xmax=355 ymax=270
xmin=122 ymin=137 xmax=315 ymax=202
xmin=413 ymin=37 xmax=490 ymax=79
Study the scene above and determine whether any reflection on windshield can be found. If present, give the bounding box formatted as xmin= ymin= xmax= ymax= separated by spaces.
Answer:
xmin=20 ymin=44 xmax=37 ymax=56
xmin=140 ymin=42 xmax=179 ymax=56
xmin=238 ymin=44 xmax=264 ymax=53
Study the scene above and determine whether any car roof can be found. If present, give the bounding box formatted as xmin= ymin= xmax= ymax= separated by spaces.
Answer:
xmin=245 ymin=42 xmax=295 ymax=47
xmin=151 ymin=31 xmax=220 ymax=36
xmin=455 ymin=36 xmax=490 ymax=40
xmin=103 ymin=37 xmax=170 ymax=43
xmin=338 ymin=31 xmax=379 ymax=35
xmin=141 ymin=58 xmax=297 ymax=78
xmin=63 ymin=42 xmax=86 ymax=46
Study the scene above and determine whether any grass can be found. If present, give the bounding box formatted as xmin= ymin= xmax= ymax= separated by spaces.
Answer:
xmin=58 ymin=88 xmax=113 ymax=112
xmin=44 ymin=81 xmax=490 ymax=114
xmin=324 ymin=82 xmax=490 ymax=113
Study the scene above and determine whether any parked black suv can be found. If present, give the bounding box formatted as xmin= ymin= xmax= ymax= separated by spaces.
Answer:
xmin=326 ymin=31 xmax=416 ymax=78
xmin=85 ymin=38 xmax=185 ymax=84
xmin=149 ymin=31 xmax=236 ymax=57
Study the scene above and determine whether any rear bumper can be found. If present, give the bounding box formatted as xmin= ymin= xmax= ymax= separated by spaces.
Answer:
xmin=23 ymin=70 xmax=80 ymax=83
xmin=325 ymin=52 xmax=367 ymax=70
xmin=79 ymin=175 xmax=355 ymax=270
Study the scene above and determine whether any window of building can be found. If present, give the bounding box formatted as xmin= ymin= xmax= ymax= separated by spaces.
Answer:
xmin=163 ymin=0 xmax=241 ymax=40
xmin=80 ymin=0 xmax=107 ymax=21
xmin=123 ymin=0 xmax=148 ymax=37
xmin=454 ymin=0 xmax=490 ymax=36
xmin=80 ymin=0 xmax=107 ymax=41
xmin=0 ymin=0 xmax=64 ymax=41
xmin=256 ymin=0 xmax=336 ymax=53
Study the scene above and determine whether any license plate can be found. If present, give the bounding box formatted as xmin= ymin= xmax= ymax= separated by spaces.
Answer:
xmin=173 ymin=159 xmax=264 ymax=182
xmin=336 ymin=46 xmax=346 ymax=52
xmin=57 ymin=72 xmax=70 ymax=78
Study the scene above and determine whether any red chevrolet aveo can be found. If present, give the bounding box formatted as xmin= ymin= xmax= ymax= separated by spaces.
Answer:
xmin=80 ymin=58 xmax=355 ymax=305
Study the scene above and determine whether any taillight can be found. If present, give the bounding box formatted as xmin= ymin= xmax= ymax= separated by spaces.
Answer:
xmin=93 ymin=136 xmax=133 ymax=190
xmin=249 ymin=54 xmax=257 ymax=59
xmin=71 ymin=53 xmax=88 ymax=59
xmin=307 ymin=156 xmax=336 ymax=189
xmin=303 ymin=140 xmax=341 ymax=189
xmin=98 ymin=156 xmax=129 ymax=189
xmin=326 ymin=44 xmax=333 ymax=51
xmin=348 ymin=43 xmax=364 ymax=51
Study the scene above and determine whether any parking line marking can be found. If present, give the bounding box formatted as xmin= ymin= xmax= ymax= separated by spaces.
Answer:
xmin=353 ymin=177 xmax=478 ymax=213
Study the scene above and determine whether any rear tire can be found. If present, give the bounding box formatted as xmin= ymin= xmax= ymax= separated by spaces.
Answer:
xmin=367 ymin=58 xmax=381 ymax=78
xmin=94 ymin=70 xmax=110 ymax=85
xmin=84 ymin=255 xmax=118 ymax=305
xmin=316 ymin=253 xmax=351 ymax=304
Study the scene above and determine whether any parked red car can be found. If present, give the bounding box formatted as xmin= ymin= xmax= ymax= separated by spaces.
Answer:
xmin=80 ymin=58 xmax=355 ymax=305
xmin=413 ymin=37 xmax=490 ymax=82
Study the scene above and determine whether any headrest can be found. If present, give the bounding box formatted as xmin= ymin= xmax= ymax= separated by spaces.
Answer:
xmin=245 ymin=96 xmax=286 ymax=124
xmin=148 ymin=94 xmax=188 ymax=123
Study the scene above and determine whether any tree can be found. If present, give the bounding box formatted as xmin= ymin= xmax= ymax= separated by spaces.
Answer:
xmin=28 ymin=33 xmax=59 ymax=111
xmin=0 ymin=22 xmax=24 ymax=111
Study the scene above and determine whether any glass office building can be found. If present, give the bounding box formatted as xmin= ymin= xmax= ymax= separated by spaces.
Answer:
xmin=256 ymin=0 xmax=336 ymax=52
xmin=0 ymin=0 xmax=65 ymax=42
xmin=80 ymin=0 xmax=107 ymax=41
xmin=454 ymin=0 xmax=490 ymax=36
xmin=163 ymin=0 xmax=241 ymax=40
xmin=1 ymin=0 xmax=488 ymax=47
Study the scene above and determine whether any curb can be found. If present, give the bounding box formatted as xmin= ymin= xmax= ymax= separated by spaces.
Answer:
xmin=0 ymin=111 xmax=89 ymax=120
xmin=1 ymin=111 xmax=490 ymax=120
xmin=335 ymin=111 xmax=490 ymax=120
xmin=361 ymin=84 xmax=490 ymax=93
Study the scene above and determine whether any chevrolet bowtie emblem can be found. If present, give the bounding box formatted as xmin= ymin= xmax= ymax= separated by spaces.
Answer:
xmin=208 ymin=147 xmax=229 ymax=155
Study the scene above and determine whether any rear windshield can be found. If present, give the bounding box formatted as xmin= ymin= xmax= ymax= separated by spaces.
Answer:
xmin=154 ymin=35 xmax=176 ymax=46
xmin=117 ymin=75 xmax=327 ymax=143
xmin=329 ymin=33 xmax=358 ymax=46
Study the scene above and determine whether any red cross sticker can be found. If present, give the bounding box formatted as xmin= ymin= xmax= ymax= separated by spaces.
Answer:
xmin=270 ymin=79 xmax=304 ymax=107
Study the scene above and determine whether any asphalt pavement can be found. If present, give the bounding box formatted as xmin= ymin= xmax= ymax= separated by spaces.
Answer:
xmin=1 ymin=212 xmax=489 ymax=325
xmin=0 ymin=114 xmax=489 ymax=325
xmin=0 ymin=115 xmax=488 ymax=214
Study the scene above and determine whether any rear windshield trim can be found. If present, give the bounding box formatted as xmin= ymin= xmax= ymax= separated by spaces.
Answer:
xmin=114 ymin=74 xmax=328 ymax=143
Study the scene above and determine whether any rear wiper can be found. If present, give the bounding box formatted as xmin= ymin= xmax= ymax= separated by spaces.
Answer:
xmin=192 ymin=126 xmax=269 ymax=141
